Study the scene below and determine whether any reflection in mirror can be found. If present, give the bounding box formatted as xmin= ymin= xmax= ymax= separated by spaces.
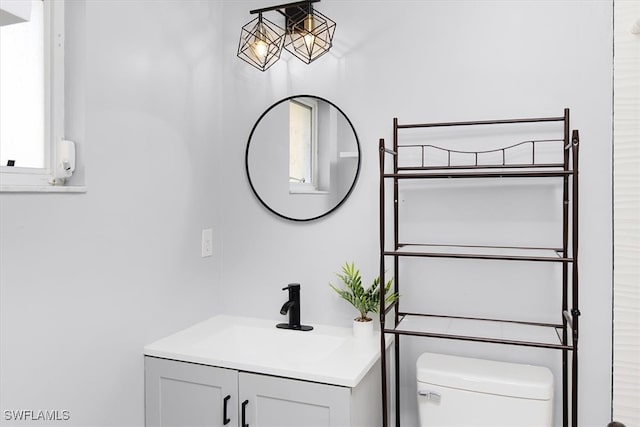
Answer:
xmin=246 ymin=95 xmax=361 ymax=221
xmin=289 ymin=98 xmax=316 ymax=192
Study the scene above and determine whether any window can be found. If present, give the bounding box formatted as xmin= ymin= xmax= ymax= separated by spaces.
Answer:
xmin=0 ymin=0 xmax=75 ymax=191
xmin=1 ymin=0 xmax=45 ymax=168
xmin=289 ymin=98 xmax=318 ymax=193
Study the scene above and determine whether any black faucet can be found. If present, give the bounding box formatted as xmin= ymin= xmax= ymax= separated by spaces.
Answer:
xmin=276 ymin=283 xmax=313 ymax=331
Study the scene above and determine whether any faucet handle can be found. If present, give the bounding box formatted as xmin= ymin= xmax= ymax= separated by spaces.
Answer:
xmin=282 ymin=283 xmax=300 ymax=291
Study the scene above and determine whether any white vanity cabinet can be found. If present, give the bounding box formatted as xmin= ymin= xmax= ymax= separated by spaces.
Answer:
xmin=238 ymin=371 xmax=351 ymax=427
xmin=144 ymin=316 xmax=387 ymax=427
xmin=145 ymin=356 xmax=380 ymax=427
xmin=145 ymin=357 xmax=238 ymax=427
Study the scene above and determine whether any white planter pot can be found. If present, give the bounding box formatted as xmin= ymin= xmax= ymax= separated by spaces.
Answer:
xmin=353 ymin=319 xmax=374 ymax=339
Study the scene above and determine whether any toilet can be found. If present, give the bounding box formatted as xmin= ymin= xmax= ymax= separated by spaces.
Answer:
xmin=416 ymin=352 xmax=554 ymax=426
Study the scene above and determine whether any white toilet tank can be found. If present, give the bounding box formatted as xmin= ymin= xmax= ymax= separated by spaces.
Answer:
xmin=416 ymin=352 xmax=554 ymax=427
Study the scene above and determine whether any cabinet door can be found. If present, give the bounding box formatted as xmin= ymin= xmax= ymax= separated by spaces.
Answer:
xmin=238 ymin=372 xmax=350 ymax=427
xmin=145 ymin=356 xmax=238 ymax=427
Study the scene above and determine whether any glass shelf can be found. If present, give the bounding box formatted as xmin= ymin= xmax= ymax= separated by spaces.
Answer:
xmin=383 ymin=312 xmax=573 ymax=350
xmin=384 ymin=244 xmax=573 ymax=262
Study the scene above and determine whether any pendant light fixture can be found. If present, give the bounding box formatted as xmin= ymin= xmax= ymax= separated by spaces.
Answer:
xmin=237 ymin=0 xmax=336 ymax=71
xmin=237 ymin=13 xmax=286 ymax=72
xmin=284 ymin=4 xmax=335 ymax=64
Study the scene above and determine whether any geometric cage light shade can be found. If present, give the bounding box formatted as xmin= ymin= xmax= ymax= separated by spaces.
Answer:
xmin=237 ymin=0 xmax=336 ymax=72
xmin=237 ymin=13 xmax=286 ymax=72
xmin=285 ymin=8 xmax=335 ymax=64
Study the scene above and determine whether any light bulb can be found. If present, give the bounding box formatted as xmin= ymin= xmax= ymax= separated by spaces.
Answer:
xmin=303 ymin=14 xmax=316 ymax=52
xmin=252 ymin=39 xmax=268 ymax=62
xmin=304 ymin=33 xmax=315 ymax=51
xmin=250 ymin=19 xmax=270 ymax=63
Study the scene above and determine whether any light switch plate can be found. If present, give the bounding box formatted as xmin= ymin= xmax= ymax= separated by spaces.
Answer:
xmin=201 ymin=228 xmax=213 ymax=257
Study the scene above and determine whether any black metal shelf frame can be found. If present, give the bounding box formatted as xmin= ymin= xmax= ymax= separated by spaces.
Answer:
xmin=388 ymin=312 xmax=573 ymax=350
xmin=378 ymin=109 xmax=580 ymax=427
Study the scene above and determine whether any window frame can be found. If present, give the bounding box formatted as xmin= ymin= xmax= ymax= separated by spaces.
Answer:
xmin=0 ymin=0 xmax=78 ymax=192
xmin=289 ymin=97 xmax=320 ymax=194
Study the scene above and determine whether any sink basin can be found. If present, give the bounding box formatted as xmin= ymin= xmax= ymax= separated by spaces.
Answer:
xmin=195 ymin=324 xmax=348 ymax=367
xmin=144 ymin=315 xmax=384 ymax=387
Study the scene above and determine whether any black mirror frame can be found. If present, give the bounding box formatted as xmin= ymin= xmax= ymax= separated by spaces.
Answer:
xmin=245 ymin=95 xmax=361 ymax=222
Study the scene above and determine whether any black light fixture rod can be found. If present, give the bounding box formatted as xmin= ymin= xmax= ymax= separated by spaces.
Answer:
xmin=249 ymin=0 xmax=319 ymax=15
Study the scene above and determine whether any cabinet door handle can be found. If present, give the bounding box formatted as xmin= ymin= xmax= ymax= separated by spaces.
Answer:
xmin=241 ymin=399 xmax=249 ymax=427
xmin=223 ymin=395 xmax=231 ymax=425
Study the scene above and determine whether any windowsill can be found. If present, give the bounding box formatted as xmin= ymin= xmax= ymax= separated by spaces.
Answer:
xmin=289 ymin=190 xmax=330 ymax=195
xmin=1 ymin=184 xmax=87 ymax=193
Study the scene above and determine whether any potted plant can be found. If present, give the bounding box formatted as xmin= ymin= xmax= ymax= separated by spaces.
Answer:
xmin=329 ymin=262 xmax=398 ymax=338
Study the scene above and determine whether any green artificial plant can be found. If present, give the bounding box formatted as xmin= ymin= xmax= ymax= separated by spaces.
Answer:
xmin=329 ymin=262 xmax=399 ymax=322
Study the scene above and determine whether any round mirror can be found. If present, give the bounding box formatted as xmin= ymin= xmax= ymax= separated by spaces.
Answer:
xmin=245 ymin=95 xmax=361 ymax=221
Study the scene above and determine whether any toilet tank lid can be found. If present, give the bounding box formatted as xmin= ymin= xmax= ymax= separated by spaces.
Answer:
xmin=416 ymin=352 xmax=553 ymax=400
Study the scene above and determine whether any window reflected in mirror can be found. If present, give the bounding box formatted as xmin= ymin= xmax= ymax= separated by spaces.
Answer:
xmin=289 ymin=98 xmax=317 ymax=192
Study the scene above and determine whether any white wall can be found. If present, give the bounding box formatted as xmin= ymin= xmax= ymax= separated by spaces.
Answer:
xmin=0 ymin=1 xmax=224 ymax=425
xmin=0 ymin=1 xmax=613 ymax=426
xmin=220 ymin=1 xmax=612 ymax=426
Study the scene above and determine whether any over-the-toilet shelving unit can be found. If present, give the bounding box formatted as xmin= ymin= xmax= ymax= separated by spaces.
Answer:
xmin=378 ymin=109 xmax=580 ymax=427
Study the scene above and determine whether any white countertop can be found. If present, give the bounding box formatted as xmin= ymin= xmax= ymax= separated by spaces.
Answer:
xmin=144 ymin=315 xmax=387 ymax=388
